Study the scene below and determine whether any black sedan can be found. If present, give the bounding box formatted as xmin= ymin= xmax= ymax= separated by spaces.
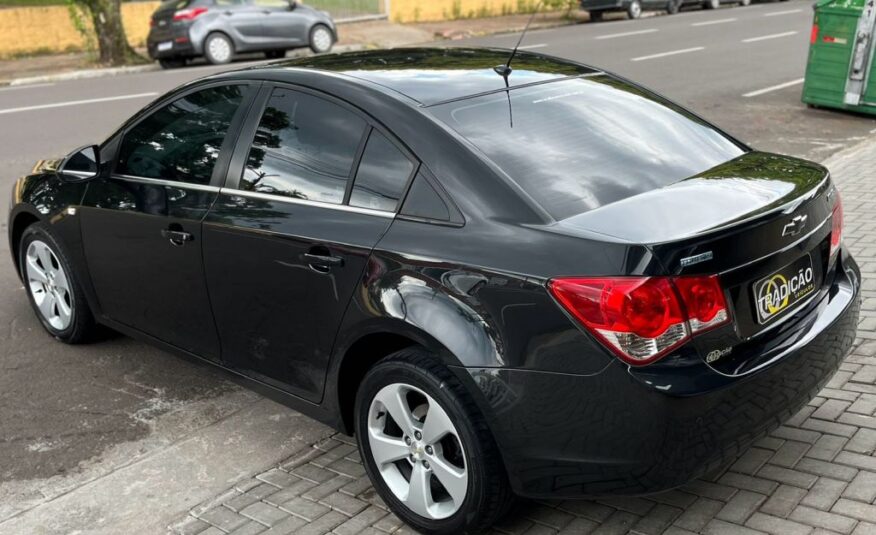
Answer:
xmin=8 ymin=48 xmax=860 ymax=534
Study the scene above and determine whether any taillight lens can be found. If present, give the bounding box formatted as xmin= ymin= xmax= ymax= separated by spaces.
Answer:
xmin=830 ymin=194 xmax=843 ymax=257
xmin=173 ymin=7 xmax=208 ymax=21
xmin=549 ymin=275 xmax=730 ymax=366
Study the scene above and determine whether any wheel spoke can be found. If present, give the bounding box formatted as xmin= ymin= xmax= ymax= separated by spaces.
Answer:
xmin=405 ymin=462 xmax=434 ymax=517
xmin=430 ymin=454 xmax=468 ymax=505
xmin=420 ymin=397 xmax=455 ymax=445
xmin=25 ymin=255 xmax=48 ymax=283
xmin=53 ymin=272 xmax=70 ymax=292
xmin=368 ymin=431 xmax=410 ymax=467
xmin=38 ymin=292 xmax=56 ymax=319
xmin=37 ymin=246 xmax=55 ymax=276
xmin=375 ymin=387 xmax=418 ymax=436
xmin=54 ymin=291 xmax=72 ymax=324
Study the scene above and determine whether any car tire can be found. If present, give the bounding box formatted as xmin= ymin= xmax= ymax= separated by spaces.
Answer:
xmin=589 ymin=10 xmax=604 ymax=21
xmin=666 ymin=0 xmax=681 ymax=14
xmin=703 ymin=0 xmax=719 ymax=8
xmin=627 ymin=0 xmax=643 ymax=18
xmin=204 ymin=32 xmax=234 ymax=65
xmin=158 ymin=58 xmax=186 ymax=69
xmin=739 ymin=0 xmax=750 ymax=5
xmin=264 ymin=50 xmax=286 ymax=60
xmin=309 ymin=24 xmax=334 ymax=54
xmin=355 ymin=348 xmax=512 ymax=535
xmin=19 ymin=223 xmax=96 ymax=344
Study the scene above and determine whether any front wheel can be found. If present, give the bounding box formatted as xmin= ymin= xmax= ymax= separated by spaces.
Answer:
xmin=19 ymin=223 xmax=96 ymax=344
xmin=203 ymin=32 xmax=234 ymax=65
xmin=309 ymin=24 xmax=334 ymax=54
xmin=627 ymin=0 xmax=643 ymax=18
xmin=739 ymin=0 xmax=751 ymax=6
xmin=666 ymin=0 xmax=680 ymax=14
xmin=355 ymin=349 xmax=512 ymax=535
xmin=703 ymin=0 xmax=719 ymax=8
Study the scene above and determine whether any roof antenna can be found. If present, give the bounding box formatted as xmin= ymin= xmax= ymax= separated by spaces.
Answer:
xmin=494 ymin=0 xmax=544 ymax=78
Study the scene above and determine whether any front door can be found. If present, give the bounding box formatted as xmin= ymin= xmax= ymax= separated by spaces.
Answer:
xmin=203 ymin=85 xmax=417 ymax=401
xmin=80 ymin=83 xmax=254 ymax=361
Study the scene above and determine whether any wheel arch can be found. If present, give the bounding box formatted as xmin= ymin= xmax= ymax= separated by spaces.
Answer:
xmin=9 ymin=208 xmax=42 ymax=280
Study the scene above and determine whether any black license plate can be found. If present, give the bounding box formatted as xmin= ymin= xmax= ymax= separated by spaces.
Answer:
xmin=753 ymin=254 xmax=817 ymax=325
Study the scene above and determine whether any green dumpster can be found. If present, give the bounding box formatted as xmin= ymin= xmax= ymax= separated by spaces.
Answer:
xmin=802 ymin=0 xmax=876 ymax=115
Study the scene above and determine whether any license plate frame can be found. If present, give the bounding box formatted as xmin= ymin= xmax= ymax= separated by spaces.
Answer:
xmin=752 ymin=253 xmax=817 ymax=325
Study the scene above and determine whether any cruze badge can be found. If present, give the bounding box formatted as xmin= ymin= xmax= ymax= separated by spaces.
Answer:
xmin=706 ymin=347 xmax=732 ymax=364
xmin=680 ymin=251 xmax=713 ymax=268
xmin=782 ymin=215 xmax=808 ymax=238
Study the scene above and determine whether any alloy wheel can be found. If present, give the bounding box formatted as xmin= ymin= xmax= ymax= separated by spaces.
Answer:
xmin=367 ymin=383 xmax=468 ymax=520
xmin=311 ymin=26 xmax=333 ymax=53
xmin=628 ymin=0 xmax=642 ymax=18
xmin=207 ymin=35 xmax=232 ymax=63
xmin=25 ymin=240 xmax=73 ymax=331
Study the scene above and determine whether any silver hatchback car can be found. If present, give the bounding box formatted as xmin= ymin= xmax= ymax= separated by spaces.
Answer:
xmin=147 ymin=0 xmax=336 ymax=68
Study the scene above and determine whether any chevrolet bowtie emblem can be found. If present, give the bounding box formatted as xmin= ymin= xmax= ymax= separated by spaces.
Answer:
xmin=782 ymin=215 xmax=808 ymax=238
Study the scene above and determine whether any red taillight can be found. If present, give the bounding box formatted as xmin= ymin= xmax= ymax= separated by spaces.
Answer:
xmin=548 ymin=275 xmax=729 ymax=366
xmin=150 ymin=18 xmax=156 ymax=27
xmin=173 ymin=7 xmax=208 ymax=21
xmin=810 ymin=23 xmax=819 ymax=44
xmin=830 ymin=193 xmax=843 ymax=257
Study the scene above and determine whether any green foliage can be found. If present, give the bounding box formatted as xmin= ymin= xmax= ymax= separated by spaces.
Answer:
xmin=65 ymin=0 xmax=96 ymax=58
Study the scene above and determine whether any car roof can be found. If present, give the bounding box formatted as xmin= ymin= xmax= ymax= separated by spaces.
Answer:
xmin=235 ymin=47 xmax=600 ymax=106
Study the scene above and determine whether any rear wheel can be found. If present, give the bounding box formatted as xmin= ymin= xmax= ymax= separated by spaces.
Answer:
xmin=666 ymin=0 xmax=681 ymax=14
xmin=703 ymin=0 xmax=719 ymax=8
xmin=204 ymin=33 xmax=233 ymax=65
xmin=19 ymin=223 xmax=95 ymax=344
xmin=627 ymin=0 xmax=643 ymax=18
xmin=309 ymin=24 xmax=334 ymax=54
xmin=355 ymin=349 xmax=512 ymax=535
xmin=589 ymin=10 xmax=604 ymax=21
xmin=739 ymin=0 xmax=750 ymax=6
xmin=158 ymin=58 xmax=186 ymax=69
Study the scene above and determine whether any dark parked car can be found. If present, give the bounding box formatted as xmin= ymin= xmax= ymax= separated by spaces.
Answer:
xmin=146 ymin=0 xmax=335 ymax=68
xmin=581 ymin=0 xmax=749 ymax=20
xmin=9 ymin=48 xmax=859 ymax=534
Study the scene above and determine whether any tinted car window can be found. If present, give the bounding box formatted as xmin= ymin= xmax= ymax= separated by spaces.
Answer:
xmin=117 ymin=85 xmax=245 ymax=185
xmin=349 ymin=130 xmax=414 ymax=212
xmin=430 ymin=76 xmax=745 ymax=220
xmin=241 ymin=88 xmax=367 ymax=204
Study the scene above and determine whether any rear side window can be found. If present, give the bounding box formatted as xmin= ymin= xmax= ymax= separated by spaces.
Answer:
xmin=430 ymin=76 xmax=745 ymax=220
xmin=240 ymin=88 xmax=367 ymax=204
xmin=349 ymin=130 xmax=415 ymax=212
xmin=116 ymin=85 xmax=246 ymax=185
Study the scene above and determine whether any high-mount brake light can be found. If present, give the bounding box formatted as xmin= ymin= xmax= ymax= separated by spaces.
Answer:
xmin=830 ymin=193 xmax=843 ymax=257
xmin=548 ymin=275 xmax=730 ymax=366
xmin=173 ymin=7 xmax=208 ymax=21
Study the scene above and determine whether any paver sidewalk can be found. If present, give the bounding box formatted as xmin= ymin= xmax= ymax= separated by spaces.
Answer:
xmin=172 ymin=136 xmax=876 ymax=535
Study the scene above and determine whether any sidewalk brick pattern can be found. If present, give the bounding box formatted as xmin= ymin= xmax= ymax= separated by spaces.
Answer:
xmin=171 ymin=143 xmax=876 ymax=535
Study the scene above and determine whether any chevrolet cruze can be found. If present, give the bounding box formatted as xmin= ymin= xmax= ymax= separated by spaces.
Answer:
xmin=8 ymin=48 xmax=860 ymax=534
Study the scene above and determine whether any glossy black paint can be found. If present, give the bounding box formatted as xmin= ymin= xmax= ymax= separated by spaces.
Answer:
xmin=8 ymin=48 xmax=861 ymax=498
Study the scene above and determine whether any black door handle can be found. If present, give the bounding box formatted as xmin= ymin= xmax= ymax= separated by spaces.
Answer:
xmin=161 ymin=228 xmax=194 ymax=246
xmin=302 ymin=252 xmax=344 ymax=272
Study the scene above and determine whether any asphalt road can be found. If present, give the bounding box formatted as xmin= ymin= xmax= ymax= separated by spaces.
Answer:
xmin=1 ymin=0 xmax=875 ymax=527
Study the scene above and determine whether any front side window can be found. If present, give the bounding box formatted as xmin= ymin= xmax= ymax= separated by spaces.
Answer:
xmin=349 ymin=130 xmax=414 ymax=212
xmin=241 ymin=88 xmax=367 ymax=204
xmin=117 ymin=85 xmax=246 ymax=185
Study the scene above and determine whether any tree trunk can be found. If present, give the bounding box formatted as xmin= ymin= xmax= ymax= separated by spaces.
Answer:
xmin=80 ymin=0 xmax=141 ymax=65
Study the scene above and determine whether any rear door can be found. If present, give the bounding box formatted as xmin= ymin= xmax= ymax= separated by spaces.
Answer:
xmin=252 ymin=0 xmax=308 ymax=48
xmin=216 ymin=0 xmax=265 ymax=44
xmin=203 ymin=84 xmax=417 ymax=401
xmin=80 ymin=82 xmax=255 ymax=361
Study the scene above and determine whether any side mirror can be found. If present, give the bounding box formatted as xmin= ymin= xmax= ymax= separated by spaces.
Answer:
xmin=288 ymin=0 xmax=297 ymax=9
xmin=59 ymin=145 xmax=100 ymax=182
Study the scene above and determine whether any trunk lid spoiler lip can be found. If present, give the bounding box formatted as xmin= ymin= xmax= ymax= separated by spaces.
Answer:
xmin=554 ymin=151 xmax=832 ymax=246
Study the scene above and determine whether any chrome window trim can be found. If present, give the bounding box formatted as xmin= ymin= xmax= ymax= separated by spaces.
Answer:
xmin=221 ymin=188 xmax=396 ymax=219
xmin=113 ymin=174 xmax=222 ymax=193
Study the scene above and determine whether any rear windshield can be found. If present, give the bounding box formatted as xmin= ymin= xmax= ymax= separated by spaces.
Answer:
xmin=429 ymin=75 xmax=745 ymax=220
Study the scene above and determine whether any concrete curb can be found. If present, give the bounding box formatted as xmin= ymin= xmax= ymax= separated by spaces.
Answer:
xmin=5 ymin=43 xmax=365 ymax=88
xmin=9 ymin=64 xmax=159 ymax=87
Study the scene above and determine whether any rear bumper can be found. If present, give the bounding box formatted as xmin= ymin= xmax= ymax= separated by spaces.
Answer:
xmin=146 ymin=27 xmax=196 ymax=59
xmin=463 ymin=251 xmax=861 ymax=498
xmin=580 ymin=0 xmax=627 ymax=10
